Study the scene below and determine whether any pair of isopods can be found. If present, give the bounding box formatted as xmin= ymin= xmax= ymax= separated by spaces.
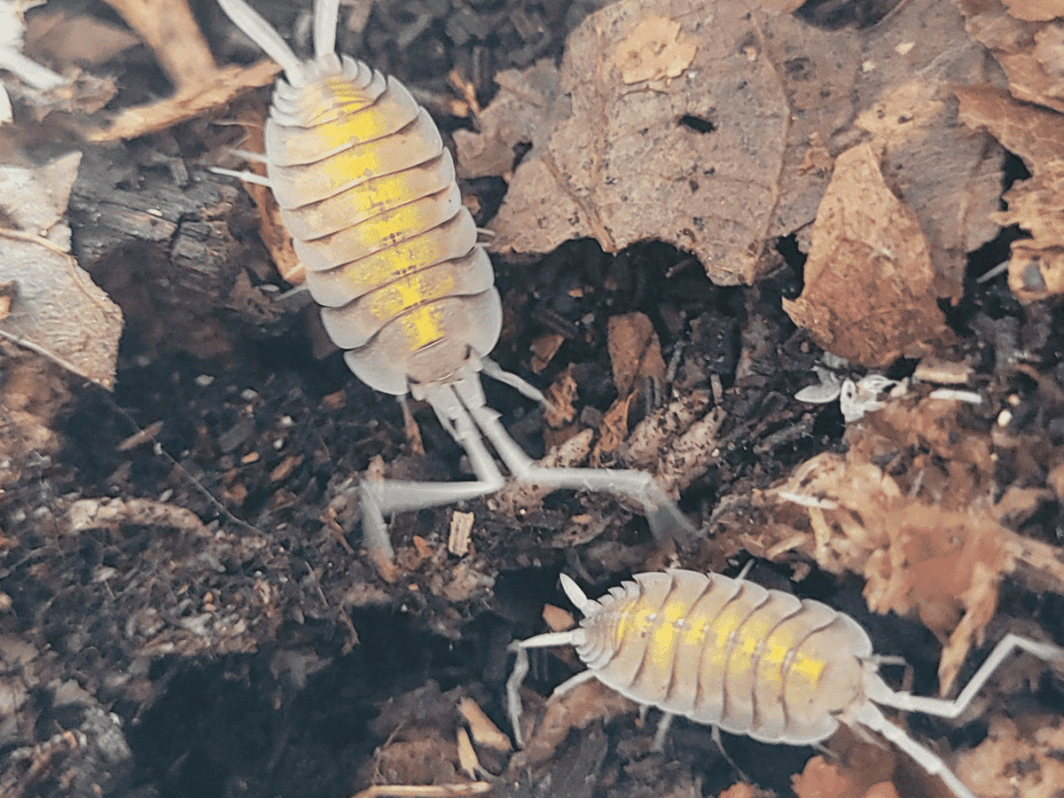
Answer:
xmin=211 ymin=7 xmax=1063 ymax=795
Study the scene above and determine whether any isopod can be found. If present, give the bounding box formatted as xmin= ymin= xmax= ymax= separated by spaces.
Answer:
xmin=215 ymin=0 xmax=692 ymax=577
xmin=507 ymin=569 xmax=1064 ymax=798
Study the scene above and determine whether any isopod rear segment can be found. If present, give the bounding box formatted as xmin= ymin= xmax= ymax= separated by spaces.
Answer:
xmin=507 ymin=569 xmax=1064 ymax=798
xmin=215 ymin=0 xmax=695 ymax=578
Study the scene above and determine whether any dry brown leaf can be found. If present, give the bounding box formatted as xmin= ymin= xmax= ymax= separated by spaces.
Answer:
xmin=543 ymin=363 xmax=578 ymax=428
xmin=542 ymin=603 xmax=575 ymax=632
xmin=854 ymin=76 xmax=1003 ymax=302
xmin=459 ymin=0 xmax=792 ymax=286
xmin=459 ymin=0 xmax=1001 ymax=294
xmin=606 ymin=312 xmax=666 ymax=397
xmin=954 ymin=0 xmax=1064 ymax=113
xmin=791 ymin=756 xmax=849 ymax=798
xmin=782 ymin=143 xmax=950 ymax=368
xmin=610 ymin=16 xmax=698 ymax=84
xmin=0 ymin=153 xmax=122 ymax=387
xmin=996 ymin=161 xmax=1064 ymax=302
xmin=591 ymin=391 xmax=636 ymax=466
xmin=530 ymin=330 xmax=565 ymax=374
xmin=953 ymin=716 xmax=1064 ymax=798
xmin=1003 ymin=0 xmax=1064 ymax=20
xmin=506 ymin=679 xmax=635 ymax=770
xmin=956 ymin=85 xmax=1064 ymax=173
xmin=955 ymin=88 xmax=1064 ymax=302
xmin=224 ymin=103 xmax=304 ymax=284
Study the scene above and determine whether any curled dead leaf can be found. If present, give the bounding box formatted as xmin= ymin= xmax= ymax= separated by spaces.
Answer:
xmin=782 ymin=143 xmax=950 ymax=368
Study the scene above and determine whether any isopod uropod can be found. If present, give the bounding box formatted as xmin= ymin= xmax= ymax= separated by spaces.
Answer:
xmin=215 ymin=0 xmax=693 ymax=577
xmin=507 ymin=569 xmax=1064 ymax=798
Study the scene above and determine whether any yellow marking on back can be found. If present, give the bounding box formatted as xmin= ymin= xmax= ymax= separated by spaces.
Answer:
xmin=368 ymin=270 xmax=456 ymax=321
xmin=613 ymin=598 xmax=656 ymax=650
xmin=759 ymin=628 xmax=827 ymax=689
xmin=354 ymin=171 xmax=430 ymax=218
xmin=646 ymin=599 xmax=687 ymax=672
xmin=311 ymin=87 xmax=396 ymax=152
xmin=317 ymin=146 xmax=382 ymax=194
xmin=702 ymin=601 xmax=749 ymax=670
xmin=737 ymin=614 xmax=774 ymax=657
xmin=681 ymin=616 xmax=710 ymax=646
xmin=790 ymin=650 xmax=826 ymax=686
xmin=399 ymin=303 xmax=443 ymax=350
xmin=342 ymin=236 xmax=445 ymax=296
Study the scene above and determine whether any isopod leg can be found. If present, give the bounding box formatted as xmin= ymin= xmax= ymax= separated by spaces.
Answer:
xmin=855 ymin=704 xmax=976 ymax=798
xmin=651 ymin=711 xmax=674 ymax=752
xmin=865 ymin=633 xmax=1064 ymax=719
xmin=464 ymin=397 xmax=695 ymax=540
xmin=480 ymin=357 xmax=552 ymax=409
xmin=358 ymin=390 xmax=505 ymax=579
xmin=506 ymin=631 xmax=584 ymax=748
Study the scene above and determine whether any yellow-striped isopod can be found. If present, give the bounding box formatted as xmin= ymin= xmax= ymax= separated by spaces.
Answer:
xmin=508 ymin=569 xmax=1064 ymax=798
xmin=215 ymin=0 xmax=693 ymax=577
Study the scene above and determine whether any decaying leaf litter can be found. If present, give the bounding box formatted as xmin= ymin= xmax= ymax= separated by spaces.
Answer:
xmin=1 ymin=0 xmax=1064 ymax=796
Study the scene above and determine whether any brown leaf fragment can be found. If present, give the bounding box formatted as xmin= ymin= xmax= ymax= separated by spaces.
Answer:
xmin=606 ymin=312 xmax=666 ymax=397
xmin=955 ymin=85 xmax=1064 ymax=174
xmin=995 ymin=161 xmax=1064 ymax=302
xmin=591 ymin=392 xmax=635 ymax=466
xmin=1003 ymin=0 xmax=1064 ymax=20
xmin=543 ymin=363 xmax=578 ymax=428
xmin=461 ymin=0 xmax=1000 ymax=295
xmin=954 ymin=86 xmax=1064 ymax=303
xmin=467 ymin=0 xmax=791 ymax=286
xmin=855 ymin=74 xmax=1004 ymax=301
xmin=791 ymin=756 xmax=849 ymax=798
xmin=530 ymin=331 xmax=565 ymax=374
xmin=0 ymin=153 xmax=122 ymax=387
xmin=506 ymin=679 xmax=634 ymax=770
xmin=454 ymin=61 xmax=565 ymax=181
xmin=953 ymin=716 xmax=1064 ymax=798
xmin=782 ymin=143 xmax=950 ymax=368
xmin=954 ymin=0 xmax=1064 ymax=112
xmin=610 ymin=16 xmax=698 ymax=84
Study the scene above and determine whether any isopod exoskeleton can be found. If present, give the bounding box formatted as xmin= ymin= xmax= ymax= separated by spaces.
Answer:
xmin=508 ymin=569 xmax=1064 ymax=798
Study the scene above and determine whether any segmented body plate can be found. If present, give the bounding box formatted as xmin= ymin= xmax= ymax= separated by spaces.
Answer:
xmin=265 ymin=55 xmax=500 ymax=395
xmin=575 ymin=570 xmax=872 ymax=744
